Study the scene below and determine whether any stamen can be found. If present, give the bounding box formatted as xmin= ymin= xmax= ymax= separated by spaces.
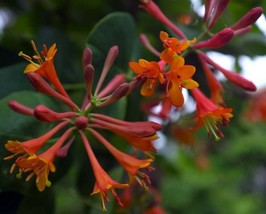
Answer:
xmin=31 ymin=40 xmax=44 ymax=64
xmin=26 ymin=172 xmax=35 ymax=181
xmin=100 ymin=192 xmax=108 ymax=212
xmin=18 ymin=51 xmax=32 ymax=61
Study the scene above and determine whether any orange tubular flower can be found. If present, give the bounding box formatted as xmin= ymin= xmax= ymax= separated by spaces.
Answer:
xmin=13 ymin=128 xmax=73 ymax=191
xmin=191 ymin=88 xmax=233 ymax=141
xmin=165 ymin=56 xmax=199 ymax=107
xmin=4 ymin=121 xmax=69 ymax=161
xmin=80 ymin=131 xmax=128 ymax=211
xmin=128 ymin=59 xmax=164 ymax=96
xmin=89 ymin=128 xmax=153 ymax=189
xmin=19 ymin=41 xmax=69 ymax=98
xmin=160 ymin=31 xmax=195 ymax=55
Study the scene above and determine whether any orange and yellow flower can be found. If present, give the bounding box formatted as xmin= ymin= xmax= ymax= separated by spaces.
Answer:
xmin=7 ymin=127 xmax=73 ymax=192
xmin=19 ymin=41 xmax=68 ymax=97
xmin=15 ymin=155 xmax=56 ymax=192
xmin=80 ymin=131 xmax=128 ymax=211
xmin=129 ymin=59 xmax=164 ymax=96
xmin=165 ymin=56 xmax=198 ymax=107
xmin=191 ymin=88 xmax=233 ymax=141
xmin=160 ymin=31 xmax=195 ymax=55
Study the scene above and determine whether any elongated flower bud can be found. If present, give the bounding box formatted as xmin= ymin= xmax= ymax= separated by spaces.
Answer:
xmin=208 ymin=0 xmax=230 ymax=29
xmin=8 ymin=101 xmax=34 ymax=115
xmin=204 ymin=0 xmax=215 ymax=22
xmin=27 ymin=73 xmax=78 ymax=110
xmin=83 ymin=64 xmax=95 ymax=102
xmin=200 ymin=52 xmax=257 ymax=92
xmin=139 ymin=0 xmax=187 ymax=39
xmin=99 ymin=83 xmax=130 ymax=107
xmin=94 ymin=46 xmax=119 ymax=95
xmin=230 ymin=7 xmax=263 ymax=30
xmin=140 ymin=33 xmax=160 ymax=56
xmin=234 ymin=25 xmax=252 ymax=36
xmin=194 ymin=28 xmax=234 ymax=49
xmin=97 ymin=74 xmax=126 ymax=98
xmin=82 ymin=47 xmax=93 ymax=68
xmin=34 ymin=104 xmax=75 ymax=122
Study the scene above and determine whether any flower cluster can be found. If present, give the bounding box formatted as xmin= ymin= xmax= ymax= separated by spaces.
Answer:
xmin=129 ymin=31 xmax=198 ymax=116
xmin=137 ymin=0 xmax=262 ymax=141
xmin=4 ymin=42 xmax=161 ymax=211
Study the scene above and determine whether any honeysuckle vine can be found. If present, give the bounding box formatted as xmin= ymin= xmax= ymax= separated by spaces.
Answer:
xmin=3 ymin=0 xmax=263 ymax=211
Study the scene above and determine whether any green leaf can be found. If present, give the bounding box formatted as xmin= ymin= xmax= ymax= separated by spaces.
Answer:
xmin=0 ymin=63 xmax=33 ymax=99
xmin=0 ymin=91 xmax=60 ymax=139
xmin=87 ymin=12 xmax=136 ymax=84
xmin=17 ymin=187 xmax=55 ymax=214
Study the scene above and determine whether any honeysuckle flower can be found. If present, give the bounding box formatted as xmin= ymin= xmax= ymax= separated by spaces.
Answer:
xmin=89 ymin=128 xmax=153 ymax=189
xmin=191 ymin=88 xmax=233 ymax=141
xmin=199 ymin=52 xmax=257 ymax=92
xmin=19 ymin=41 xmax=69 ymax=98
xmin=5 ymin=44 xmax=161 ymax=211
xmin=160 ymin=31 xmax=195 ymax=55
xmin=197 ymin=53 xmax=224 ymax=104
xmin=4 ymin=121 xmax=69 ymax=161
xmin=193 ymin=28 xmax=234 ymax=49
xmin=12 ymin=128 xmax=73 ymax=191
xmin=129 ymin=59 xmax=164 ymax=96
xmin=165 ymin=56 xmax=198 ymax=107
xmin=139 ymin=0 xmax=187 ymax=39
xmin=80 ymin=131 xmax=128 ymax=211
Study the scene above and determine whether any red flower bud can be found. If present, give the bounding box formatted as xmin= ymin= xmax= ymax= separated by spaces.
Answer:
xmin=204 ymin=0 xmax=215 ymax=23
xmin=75 ymin=116 xmax=89 ymax=130
xmin=208 ymin=0 xmax=230 ymax=29
xmin=82 ymin=47 xmax=93 ymax=68
xmin=8 ymin=100 xmax=34 ymax=115
xmin=27 ymin=73 xmax=78 ymax=111
xmin=230 ymin=7 xmax=263 ymax=30
xmin=34 ymin=104 xmax=75 ymax=122
xmin=200 ymin=52 xmax=257 ymax=92
xmin=99 ymin=83 xmax=130 ymax=107
xmin=95 ymin=46 xmax=119 ymax=95
xmin=139 ymin=0 xmax=187 ymax=39
xmin=194 ymin=28 xmax=234 ymax=49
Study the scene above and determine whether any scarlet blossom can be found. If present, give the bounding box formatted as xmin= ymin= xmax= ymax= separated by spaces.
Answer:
xmin=19 ymin=41 xmax=68 ymax=97
xmin=129 ymin=59 xmax=164 ymax=96
xmin=191 ymin=88 xmax=233 ymax=141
